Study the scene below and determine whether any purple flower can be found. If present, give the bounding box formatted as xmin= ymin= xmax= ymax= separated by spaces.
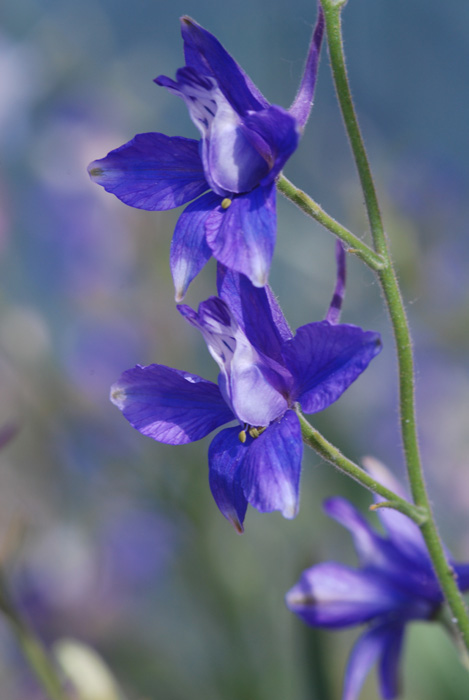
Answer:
xmin=110 ymin=253 xmax=381 ymax=532
xmin=88 ymin=8 xmax=324 ymax=300
xmin=286 ymin=458 xmax=469 ymax=700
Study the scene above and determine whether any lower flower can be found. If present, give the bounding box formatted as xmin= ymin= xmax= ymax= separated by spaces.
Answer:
xmin=286 ymin=458 xmax=469 ymax=700
xmin=111 ymin=258 xmax=381 ymax=532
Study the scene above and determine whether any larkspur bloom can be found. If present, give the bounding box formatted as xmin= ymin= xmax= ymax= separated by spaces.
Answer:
xmin=286 ymin=457 xmax=469 ymax=700
xmin=88 ymin=7 xmax=324 ymax=300
xmin=110 ymin=248 xmax=381 ymax=532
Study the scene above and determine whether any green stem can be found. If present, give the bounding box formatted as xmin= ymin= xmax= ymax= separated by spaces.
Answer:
xmin=321 ymin=1 xmax=386 ymax=257
xmin=0 ymin=575 xmax=69 ymax=700
xmin=297 ymin=412 xmax=426 ymax=525
xmin=321 ymin=0 xmax=469 ymax=648
xmin=438 ymin=608 xmax=469 ymax=671
xmin=276 ymin=174 xmax=386 ymax=270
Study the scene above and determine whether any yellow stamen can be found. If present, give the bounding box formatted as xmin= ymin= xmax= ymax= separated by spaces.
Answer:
xmin=238 ymin=430 xmax=247 ymax=443
xmin=248 ymin=426 xmax=266 ymax=439
xmin=221 ymin=198 xmax=232 ymax=210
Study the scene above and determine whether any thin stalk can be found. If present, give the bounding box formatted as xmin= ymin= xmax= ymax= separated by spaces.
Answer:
xmin=277 ymin=174 xmax=386 ymax=270
xmin=0 ymin=575 xmax=69 ymax=700
xmin=297 ymin=412 xmax=426 ymax=525
xmin=321 ymin=0 xmax=469 ymax=648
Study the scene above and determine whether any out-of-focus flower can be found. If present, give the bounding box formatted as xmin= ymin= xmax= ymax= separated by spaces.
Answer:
xmin=89 ymin=7 xmax=324 ymax=299
xmin=110 ymin=252 xmax=381 ymax=532
xmin=0 ymin=423 xmax=18 ymax=450
xmin=13 ymin=507 xmax=177 ymax=644
xmin=286 ymin=458 xmax=469 ymax=700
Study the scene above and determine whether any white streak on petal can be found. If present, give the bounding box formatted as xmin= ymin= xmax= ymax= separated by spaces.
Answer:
xmin=110 ymin=383 xmax=126 ymax=410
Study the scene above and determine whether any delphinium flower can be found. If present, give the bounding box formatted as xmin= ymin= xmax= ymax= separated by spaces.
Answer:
xmin=286 ymin=457 xmax=469 ymax=700
xmin=88 ymin=7 xmax=324 ymax=300
xmin=110 ymin=249 xmax=381 ymax=532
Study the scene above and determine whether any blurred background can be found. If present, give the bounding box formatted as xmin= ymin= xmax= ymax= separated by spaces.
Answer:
xmin=0 ymin=0 xmax=468 ymax=697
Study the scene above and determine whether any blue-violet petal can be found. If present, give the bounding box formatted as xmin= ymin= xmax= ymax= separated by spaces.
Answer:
xmin=286 ymin=563 xmax=405 ymax=628
xmin=88 ymin=133 xmax=208 ymax=210
xmin=111 ymin=364 xmax=234 ymax=444
xmin=241 ymin=105 xmax=300 ymax=186
xmin=178 ymin=297 xmax=288 ymax=426
xmin=156 ymin=67 xmax=270 ymax=195
xmin=282 ymin=321 xmax=382 ymax=413
xmin=362 ymin=457 xmax=430 ymax=566
xmin=288 ymin=4 xmax=324 ymax=130
xmin=208 ymin=426 xmax=250 ymax=533
xmin=205 ymin=183 xmax=276 ymax=287
xmin=240 ymin=410 xmax=302 ymax=519
xmin=324 ymin=497 xmax=391 ymax=570
xmin=343 ymin=623 xmax=402 ymax=700
xmin=378 ymin=624 xmax=404 ymax=700
xmin=217 ymin=264 xmax=293 ymax=352
xmin=170 ymin=191 xmax=220 ymax=301
xmin=180 ymin=16 xmax=269 ymax=115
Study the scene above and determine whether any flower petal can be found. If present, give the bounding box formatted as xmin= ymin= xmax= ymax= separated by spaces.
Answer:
xmin=155 ymin=69 xmax=219 ymax=140
xmin=378 ymin=625 xmax=404 ymax=700
xmin=228 ymin=361 xmax=288 ymax=427
xmin=324 ymin=498 xmax=442 ymax=604
xmin=170 ymin=191 xmax=220 ymax=301
xmin=88 ymin=133 xmax=208 ymax=210
xmin=156 ymin=68 xmax=270 ymax=195
xmin=343 ymin=623 xmax=404 ymax=700
xmin=282 ymin=321 xmax=382 ymax=412
xmin=361 ymin=457 xmax=429 ymax=564
xmin=286 ymin=563 xmax=404 ymax=628
xmin=208 ymin=426 xmax=249 ymax=532
xmin=110 ymin=364 xmax=234 ymax=444
xmin=208 ymin=102 xmax=271 ymax=193
xmin=217 ymin=264 xmax=293 ymax=361
xmin=205 ymin=183 xmax=276 ymax=287
xmin=240 ymin=105 xmax=299 ymax=186
xmin=178 ymin=297 xmax=288 ymax=426
xmin=324 ymin=497 xmax=390 ymax=569
xmin=240 ymin=410 xmax=302 ymax=519
xmin=288 ymin=3 xmax=325 ymax=130
xmin=180 ymin=16 xmax=269 ymax=115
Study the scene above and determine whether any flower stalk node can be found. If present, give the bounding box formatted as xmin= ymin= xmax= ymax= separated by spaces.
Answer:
xmin=370 ymin=500 xmax=428 ymax=526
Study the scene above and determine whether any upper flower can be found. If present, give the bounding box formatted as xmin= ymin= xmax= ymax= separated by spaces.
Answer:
xmin=88 ymin=7 xmax=324 ymax=299
xmin=110 ymin=250 xmax=382 ymax=532
xmin=286 ymin=458 xmax=469 ymax=700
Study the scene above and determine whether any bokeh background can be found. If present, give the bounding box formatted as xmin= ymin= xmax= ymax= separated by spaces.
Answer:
xmin=1 ymin=0 xmax=469 ymax=698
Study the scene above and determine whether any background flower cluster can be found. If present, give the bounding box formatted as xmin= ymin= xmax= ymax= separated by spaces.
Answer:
xmin=1 ymin=0 xmax=469 ymax=698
